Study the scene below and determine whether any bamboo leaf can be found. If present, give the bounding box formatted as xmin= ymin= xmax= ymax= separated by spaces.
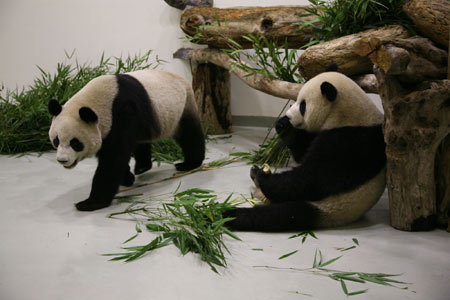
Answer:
xmin=278 ymin=250 xmax=298 ymax=260
xmin=318 ymin=255 xmax=342 ymax=268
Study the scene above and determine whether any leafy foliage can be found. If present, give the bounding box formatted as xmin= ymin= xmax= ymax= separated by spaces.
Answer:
xmin=297 ymin=0 xmax=415 ymax=46
xmin=106 ymin=188 xmax=240 ymax=274
xmin=224 ymin=33 xmax=303 ymax=83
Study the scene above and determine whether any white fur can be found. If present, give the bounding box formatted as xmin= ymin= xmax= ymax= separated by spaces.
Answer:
xmin=128 ymin=70 xmax=198 ymax=140
xmin=286 ymin=72 xmax=383 ymax=130
xmin=312 ymin=169 xmax=386 ymax=228
xmin=49 ymin=75 xmax=117 ymax=168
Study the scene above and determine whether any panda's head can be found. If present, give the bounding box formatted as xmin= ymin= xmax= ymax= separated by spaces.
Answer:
xmin=286 ymin=67 xmax=382 ymax=131
xmin=48 ymin=99 xmax=102 ymax=169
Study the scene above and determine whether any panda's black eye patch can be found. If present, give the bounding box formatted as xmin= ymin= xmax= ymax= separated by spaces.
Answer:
xmin=53 ymin=136 xmax=59 ymax=148
xmin=299 ymin=100 xmax=306 ymax=116
xmin=70 ymin=138 xmax=84 ymax=152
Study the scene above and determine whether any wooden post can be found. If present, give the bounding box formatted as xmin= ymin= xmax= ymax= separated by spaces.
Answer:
xmin=192 ymin=63 xmax=232 ymax=134
xmin=358 ymin=37 xmax=449 ymax=231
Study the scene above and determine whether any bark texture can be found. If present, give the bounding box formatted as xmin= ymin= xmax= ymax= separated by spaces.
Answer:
xmin=361 ymin=36 xmax=450 ymax=231
xmin=298 ymin=25 xmax=410 ymax=80
xmin=192 ymin=63 xmax=232 ymax=134
xmin=403 ymin=0 xmax=450 ymax=49
xmin=180 ymin=6 xmax=315 ymax=49
xmin=174 ymin=47 xmax=303 ymax=100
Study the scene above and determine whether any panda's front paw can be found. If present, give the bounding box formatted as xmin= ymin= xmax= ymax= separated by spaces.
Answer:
xmin=250 ymin=165 xmax=261 ymax=188
xmin=75 ymin=199 xmax=111 ymax=211
xmin=275 ymin=116 xmax=293 ymax=135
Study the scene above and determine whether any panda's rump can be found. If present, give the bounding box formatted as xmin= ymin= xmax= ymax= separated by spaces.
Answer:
xmin=127 ymin=70 xmax=191 ymax=139
xmin=312 ymin=168 xmax=386 ymax=228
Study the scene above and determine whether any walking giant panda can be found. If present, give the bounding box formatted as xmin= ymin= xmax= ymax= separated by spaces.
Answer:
xmin=225 ymin=65 xmax=386 ymax=231
xmin=48 ymin=69 xmax=205 ymax=211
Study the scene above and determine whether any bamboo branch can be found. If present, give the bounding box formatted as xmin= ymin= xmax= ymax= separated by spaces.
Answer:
xmin=174 ymin=47 xmax=303 ymax=100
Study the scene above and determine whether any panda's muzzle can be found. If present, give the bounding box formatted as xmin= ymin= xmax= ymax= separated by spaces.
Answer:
xmin=61 ymin=159 xmax=78 ymax=169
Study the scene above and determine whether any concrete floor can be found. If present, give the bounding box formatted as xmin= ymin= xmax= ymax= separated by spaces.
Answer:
xmin=0 ymin=126 xmax=449 ymax=300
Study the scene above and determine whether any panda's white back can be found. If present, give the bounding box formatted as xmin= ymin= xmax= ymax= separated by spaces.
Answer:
xmin=127 ymin=69 xmax=193 ymax=139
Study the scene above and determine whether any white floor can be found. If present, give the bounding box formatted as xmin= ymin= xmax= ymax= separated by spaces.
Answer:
xmin=0 ymin=126 xmax=449 ymax=300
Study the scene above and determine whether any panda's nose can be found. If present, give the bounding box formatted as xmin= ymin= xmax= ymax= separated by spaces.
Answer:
xmin=57 ymin=158 xmax=69 ymax=164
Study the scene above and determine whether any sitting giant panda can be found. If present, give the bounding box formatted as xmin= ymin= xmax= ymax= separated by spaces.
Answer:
xmin=225 ymin=65 xmax=386 ymax=231
xmin=48 ymin=69 xmax=205 ymax=211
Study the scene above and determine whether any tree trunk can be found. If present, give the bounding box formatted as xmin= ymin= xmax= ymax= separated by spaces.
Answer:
xmin=436 ymin=135 xmax=450 ymax=231
xmin=403 ymin=0 xmax=449 ymax=49
xmin=361 ymin=36 xmax=450 ymax=231
xmin=298 ymin=25 xmax=410 ymax=80
xmin=180 ymin=6 xmax=315 ymax=49
xmin=174 ymin=47 xmax=303 ymax=100
xmin=192 ymin=63 xmax=232 ymax=134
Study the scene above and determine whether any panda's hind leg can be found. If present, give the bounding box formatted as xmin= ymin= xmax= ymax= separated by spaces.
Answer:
xmin=174 ymin=113 xmax=205 ymax=171
xmin=134 ymin=142 xmax=153 ymax=175
xmin=121 ymin=164 xmax=135 ymax=187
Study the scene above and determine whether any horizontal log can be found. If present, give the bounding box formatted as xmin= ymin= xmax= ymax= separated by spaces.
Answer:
xmin=180 ymin=6 xmax=315 ymax=49
xmin=403 ymin=0 xmax=449 ymax=49
xmin=298 ymin=25 xmax=410 ymax=80
xmin=174 ymin=48 xmax=303 ymax=100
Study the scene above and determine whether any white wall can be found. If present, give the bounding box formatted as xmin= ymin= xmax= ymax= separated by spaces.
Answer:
xmin=0 ymin=0 xmax=313 ymax=118
xmin=1 ymin=0 xmax=381 ymax=118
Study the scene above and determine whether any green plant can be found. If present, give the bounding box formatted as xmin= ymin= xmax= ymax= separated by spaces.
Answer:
xmin=224 ymin=33 xmax=304 ymax=83
xmin=257 ymin=248 xmax=409 ymax=296
xmin=0 ymin=50 xmax=184 ymax=164
xmin=105 ymin=187 xmax=240 ymax=274
xmin=297 ymin=0 xmax=415 ymax=46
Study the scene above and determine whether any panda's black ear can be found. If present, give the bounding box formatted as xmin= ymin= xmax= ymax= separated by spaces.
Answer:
xmin=325 ymin=63 xmax=338 ymax=72
xmin=79 ymin=107 xmax=98 ymax=123
xmin=48 ymin=99 xmax=62 ymax=116
xmin=321 ymin=81 xmax=337 ymax=102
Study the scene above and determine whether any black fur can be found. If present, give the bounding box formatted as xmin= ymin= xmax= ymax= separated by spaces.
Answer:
xmin=225 ymin=118 xmax=386 ymax=231
xmin=79 ymin=107 xmax=98 ymax=123
xmin=325 ymin=63 xmax=338 ymax=72
xmin=48 ymin=99 xmax=62 ymax=116
xmin=174 ymin=111 xmax=205 ymax=171
xmin=75 ymin=74 xmax=204 ymax=211
xmin=320 ymin=82 xmax=337 ymax=102
xmin=134 ymin=143 xmax=153 ymax=175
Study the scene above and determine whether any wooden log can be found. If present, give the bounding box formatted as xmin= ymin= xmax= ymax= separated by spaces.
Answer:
xmin=362 ymin=36 xmax=450 ymax=231
xmin=164 ymin=0 xmax=213 ymax=10
xmin=298 ymin=25 xmax=410 ymax=80
xmin=180 ymin=6 xmax=315 ymax=49
xmin=355 ymin=36 xmax=448 ymax=83
xmin=192 ymin=63 xmax=232 ymax=134
xmin=174 ymin=47 xmax=303 ymax=100
xmin=403 ymin=0 xmax=450 ymax=49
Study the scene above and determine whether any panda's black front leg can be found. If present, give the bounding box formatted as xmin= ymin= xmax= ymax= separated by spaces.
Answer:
xmin=251 ymin=166 xmax=311 ymax=203
xmin=76 ymin=142 xmax=133 ymax=211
